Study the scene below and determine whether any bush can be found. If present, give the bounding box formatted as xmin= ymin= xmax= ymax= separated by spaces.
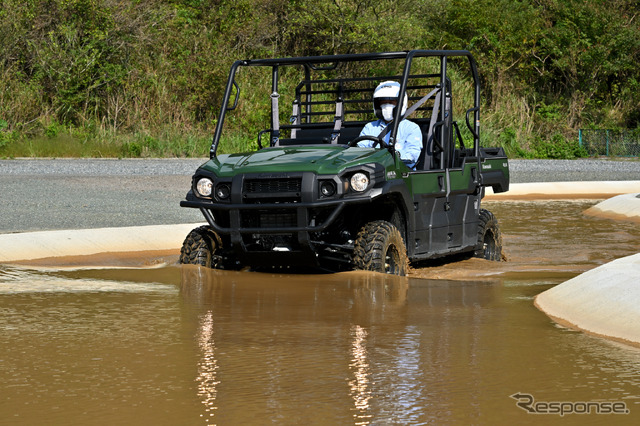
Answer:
xmin=0 ymin=119 xmax=17 ymax=149
xmin=531 ymin=134 xmax=588 ymax=159
xmin=497 ymin=126 xmax=531 ymax=158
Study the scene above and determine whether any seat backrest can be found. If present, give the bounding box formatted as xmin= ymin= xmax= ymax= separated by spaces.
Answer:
xmin=415 ymin=121 xmax=431 ymax=170
xmin=415 ymin=92 xmax=442 ymax=171
xmin=278 ymin=127 xmax=332 ymax=146
xmin=295 ymin=128 xmax=333 ymax=143
xmin=337 ymin=126 xmax=362 ymax=144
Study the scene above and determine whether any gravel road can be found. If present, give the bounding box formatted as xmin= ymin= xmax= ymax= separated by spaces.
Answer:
xmin=1 ymin=158 xmax=638 ymax=233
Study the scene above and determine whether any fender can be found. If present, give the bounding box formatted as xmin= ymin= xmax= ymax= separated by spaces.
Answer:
xmin=369 ymin=178 xmax=416 ymax=256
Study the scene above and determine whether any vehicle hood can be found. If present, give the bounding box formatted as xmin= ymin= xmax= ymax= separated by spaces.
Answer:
xmin=200 ymin=146 xmax=391 ymax=176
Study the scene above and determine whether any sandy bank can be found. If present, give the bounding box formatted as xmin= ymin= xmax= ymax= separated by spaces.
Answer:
xmin=535 ymin=253 xmax=640 ymax=347
xmin=0 ymin=223 xmax=205 ymax=263
xmin=485 ymin=180 xmax=640 ymax=200
xmin=583 ymin=192 xmax=640 ymax=223
xmin=533 ymin=190 xmax=640 ymax=347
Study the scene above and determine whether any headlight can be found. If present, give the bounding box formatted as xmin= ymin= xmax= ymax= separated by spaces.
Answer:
xmin=320 ymin=181 xmax=336 ymax=197
xmin=196 ymin=178 xmax=213 ymax=197
xmin=350 ymin=172 xmax=369 ymax=192
xmin=215 ymin=184 xmax=231 ymax=200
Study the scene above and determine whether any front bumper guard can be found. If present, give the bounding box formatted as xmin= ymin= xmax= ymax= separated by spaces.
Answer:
xmin=179 ymin=184 xmax=389 ymax=234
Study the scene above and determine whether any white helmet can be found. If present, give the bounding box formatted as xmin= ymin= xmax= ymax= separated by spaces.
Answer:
xmin=373 ymin=81 xmax=408 ymax=121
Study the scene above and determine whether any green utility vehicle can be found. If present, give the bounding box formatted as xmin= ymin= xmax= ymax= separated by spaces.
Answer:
xmin=180 ymin=50 xmax=509 ymax=275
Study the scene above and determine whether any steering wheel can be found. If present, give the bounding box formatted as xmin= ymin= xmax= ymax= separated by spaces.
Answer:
xmin=348 ymin=135 xmax=388 ymax=148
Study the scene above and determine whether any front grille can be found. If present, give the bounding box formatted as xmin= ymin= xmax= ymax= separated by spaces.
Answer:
xmin=243 ymin=178 xmax=302 ymax=203
xmin=241 ymin=210 xmax=297 ymax=228
xmin=244 ymin=178 xmax=301 ymax=194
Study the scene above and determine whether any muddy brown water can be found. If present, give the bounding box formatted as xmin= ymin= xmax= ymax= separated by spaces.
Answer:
xmin=1 ymin=200 xmax=639 ymax=424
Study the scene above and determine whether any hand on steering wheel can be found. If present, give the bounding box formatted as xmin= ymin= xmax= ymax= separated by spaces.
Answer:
xmin=348 ymin=135 xmax=388 ymax=148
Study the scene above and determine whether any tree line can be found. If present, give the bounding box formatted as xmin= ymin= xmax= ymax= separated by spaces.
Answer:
xmin=1 ymin=0 xmax=638 ymax=157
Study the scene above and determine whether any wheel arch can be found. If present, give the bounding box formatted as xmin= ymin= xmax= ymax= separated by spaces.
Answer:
xmin=342 ymin=190 xmax=412 ymax=249
xmin=374 ymin=180 xmax=414 ymax=248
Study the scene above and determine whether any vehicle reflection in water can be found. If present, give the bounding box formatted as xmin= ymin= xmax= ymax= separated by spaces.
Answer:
xmin=196 ymin=310 xmax=219 ymax=423
xmin=176 ymin=261 xmax=640 ymax=424
xmin=179 ymin=266 xmax=504 ymax=424
xmin=349 ymin=323 xmax=371 ymax=423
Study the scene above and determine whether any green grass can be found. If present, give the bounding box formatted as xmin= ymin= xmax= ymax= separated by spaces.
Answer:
xmin=0 ymin=124 xmax=593 ymax=160
xmin=0 ymin=130 xmax=213 ymax=158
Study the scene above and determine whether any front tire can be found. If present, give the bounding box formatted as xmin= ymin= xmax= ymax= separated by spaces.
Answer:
xmin=474 ymin=209 xmax=503 ymax=261
xmin=353 ymin=220 xmax=409 ymax=276
xmin=179 ymin=226 xmax=223 ymax=268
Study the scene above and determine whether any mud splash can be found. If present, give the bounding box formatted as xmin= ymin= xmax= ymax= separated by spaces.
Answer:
xmin=13 ymin=249 xmax=180 ymax=270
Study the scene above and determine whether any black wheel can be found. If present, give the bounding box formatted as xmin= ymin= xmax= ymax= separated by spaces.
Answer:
xmin=179 ymin=226 xmax=224 ymax=268
xmin=474 ymin=209 xmax=503 ymax=261
xmin=352 ymin=220 xmax=409 ymax=276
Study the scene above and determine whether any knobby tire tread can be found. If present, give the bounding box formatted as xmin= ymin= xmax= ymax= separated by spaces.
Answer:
xmin=475 ymin=209 xmax=503 ymax=261
xmin=180 ymin=225 xmax=221 ymax=268
xmin=352 ymin=220 xmax=409 ymax=275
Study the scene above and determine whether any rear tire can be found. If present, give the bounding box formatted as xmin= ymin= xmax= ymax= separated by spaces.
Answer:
xmin=353 ymin=220 xmax=409 ymax=276
xmin=179 ymin=226 xmax=223 ymax=268
xmin=474 ymin=209 xmax=502 ymax=261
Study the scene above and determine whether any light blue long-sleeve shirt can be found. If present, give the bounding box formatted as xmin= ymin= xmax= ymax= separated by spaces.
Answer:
xmin=358 ymin=119 xmax=422 ymax=169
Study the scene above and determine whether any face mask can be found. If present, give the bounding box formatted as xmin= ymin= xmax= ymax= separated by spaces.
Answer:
xmin=381 ymin=103 xmax=395 ymax=122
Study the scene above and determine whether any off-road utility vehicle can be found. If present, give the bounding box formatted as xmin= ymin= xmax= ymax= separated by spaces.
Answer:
xmin=180 ymin=50 xmax=509 ymax=275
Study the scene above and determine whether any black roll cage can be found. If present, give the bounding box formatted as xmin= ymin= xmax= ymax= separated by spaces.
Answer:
xmin=210 ymin=50 xmax=482 ymax=161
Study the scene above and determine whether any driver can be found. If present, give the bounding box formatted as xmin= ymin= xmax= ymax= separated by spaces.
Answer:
xmin=358 ymin=81 xmax=422 ymax=169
